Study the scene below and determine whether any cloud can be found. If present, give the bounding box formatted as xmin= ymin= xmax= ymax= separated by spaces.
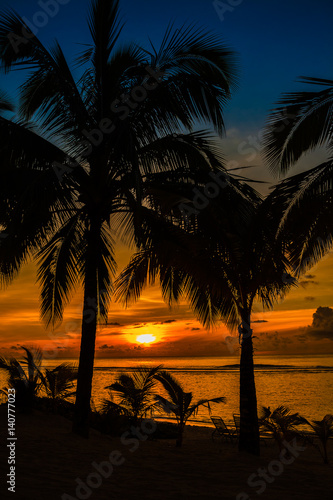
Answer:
xmin=107 ymin=322 xmax=121 ymax=326
xmin=312 ymin=307 xmax=333 ymax=326
xmin=191 ymin=327 xmax=201 ymax=331
xmin=304 ymin=296 xmax=315 ymax=302
xmin=99 ymin=344 xmax=114 ymax=350
xmin=306 ymin=306 xmax=333 ymax=341
xmin=300 ymin=280 xmax=319 ymax=287
xmin=160 ymin=319 xmax=176 ymax=324
xmin=252 ymin=331 xmax=294 ymax=351
xmin=252 ymin=320 xmax=268 ymax=323
xmin=308 ymin=330 xmax=333 ymax=340
xmin=99 ymin=331 xmax=124 ymax=336
xmin=304 ymin=274 xmax=316 ymax=279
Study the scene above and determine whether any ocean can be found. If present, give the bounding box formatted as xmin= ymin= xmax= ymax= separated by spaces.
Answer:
xmin=35 ymin=354 xmax=333 ymax=427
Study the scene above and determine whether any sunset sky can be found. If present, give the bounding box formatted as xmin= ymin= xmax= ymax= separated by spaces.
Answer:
xmin=1 ymin=0 xmax=333 ymax=358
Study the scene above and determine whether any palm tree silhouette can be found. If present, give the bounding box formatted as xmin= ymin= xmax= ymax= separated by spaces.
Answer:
xmin=154 ymin=370 xmax=225 ymax=447
xmin=259 ymin=405 xmax=306 ymax=451
xmin=263 ymin=77 xmax=333 ymax=275
xmin=0 ymin=346 xmax=44 ymax=410
xmin=305 ymin=414 xmax=333 ymax=464
xmin=0 ymin=0 xmax=238 ymax=436
xmin=101 ymin=365 xmax=161 ymax=425
xmin=41 ymin=363 xmax=78 ymax=412
xmin=115 ymin=182 xmax=296 ymax=455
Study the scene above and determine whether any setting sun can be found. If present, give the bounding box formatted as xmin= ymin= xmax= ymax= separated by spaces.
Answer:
xmin=136 ymin=334 xmax=156 ymax=344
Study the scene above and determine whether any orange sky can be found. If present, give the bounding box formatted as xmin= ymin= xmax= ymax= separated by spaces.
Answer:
xmin=1 ymin=243 xmax=333 ymax=360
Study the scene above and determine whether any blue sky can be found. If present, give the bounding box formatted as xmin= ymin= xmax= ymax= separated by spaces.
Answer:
xmin=0 ymin=0 xmax=332 ymax=182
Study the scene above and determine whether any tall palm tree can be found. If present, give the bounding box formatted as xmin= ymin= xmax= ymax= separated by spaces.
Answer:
xmin=0 ymin=0 xmax=238 ymax=436
xmin=262 ymin=77 xmax=333 ymax=275
xmin=115 ymin=183 xmax=297 ymax=455
xmin=154 ymin=370 xmax=225 ymax=447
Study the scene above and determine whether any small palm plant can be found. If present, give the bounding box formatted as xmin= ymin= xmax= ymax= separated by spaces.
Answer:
xmin=259 ymin=405 xmax=306 ymax=450
xmin=306 ymin=414 xmax=333 ymax=464
xmin=101 ymin=365 xmax=162 ymax=425
xmin=154 ymin=370 xmax=225 ymax=447
xmin=41 ymin=363 xmax=78 ymax=412
xmin=0 ymin=346 xmax=44 ymax=410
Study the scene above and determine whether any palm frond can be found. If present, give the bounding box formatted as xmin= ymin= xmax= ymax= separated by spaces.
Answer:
xmin=133 ymin=23 xmax=238 ymax=136
xmin=87 ymin=0 xmax=124 ymax=117
xmin=36 ymin=213 xmax=87 ymax=327
xmin=263 ymin=77 xmax=333 ymax=175
xmin=104 ymin=366 xmax=161 ymax=421
xmin=154 ymin=370 xmax=185 ymax=406
xmin=0 ymin=90 xmax=14 ymax=112
xmin=42 ymin=362 xmax=77 ymax=401
xmin=268 ymin=159 xmax=333 ymax=274
xmin=187 ymin=396 xmax=226 ymax=418
xmin=95 ymin=222 xmax=117 ymax=322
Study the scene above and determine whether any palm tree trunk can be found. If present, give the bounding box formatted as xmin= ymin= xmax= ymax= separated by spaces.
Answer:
xmin=323 ymin=442 xmax=329 ymax=464
xmin=72 ymin=218 xmax=100 ymax=437
xmin=176 ymin=422 xmax=184 ymax=447
xmin=239 ymin=313 xmax=260 ymax=455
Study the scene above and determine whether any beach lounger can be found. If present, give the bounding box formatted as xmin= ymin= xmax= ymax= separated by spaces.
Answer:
xmin=233 ymin=414 xmax=240 ymax=437
xmin=211 ymin=416 xmax=236 ymax=443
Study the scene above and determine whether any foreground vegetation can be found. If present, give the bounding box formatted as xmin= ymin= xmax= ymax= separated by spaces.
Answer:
xmin=0 ymin=0 xmax=332 ymax=457
xmin=1 ymin=347 xmax=332 ymax=459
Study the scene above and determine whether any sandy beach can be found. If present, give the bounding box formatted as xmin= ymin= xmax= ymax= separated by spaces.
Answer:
xmin=1 ymin=407 xmax=332 ymax=500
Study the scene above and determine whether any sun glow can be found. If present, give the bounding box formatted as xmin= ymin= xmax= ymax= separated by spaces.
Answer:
xmin=136 ymin=334 xmax=156 ymax=344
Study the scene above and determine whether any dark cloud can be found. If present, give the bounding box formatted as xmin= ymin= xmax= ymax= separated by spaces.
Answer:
xmin=306 ymin=306 xmax=333 ymax=341
xmin=312 ymin=307 xmax=333 ymax=328
xmin=253 ymin=331 xmax=293 ymax=351
xmin=252 ymin=320 xmax=268 ymax=323
xmin=300 ymin=280 xmax=319 ymax=287
xmin=304 ymin=296 xmax=315 ymax=302
xmin=308 ymin=331 xmax=333 ymax=340
xmin=160 ymin=319 xmax=176 ymax=324
xmin=304 ymin=274 xmax=316 ymax=279
xmin=107 ymin=322 xmax=121 ymax=326
xmin=100 ymin=331 xmax=123 ymax=336
xmin=99 ymin=344 xmax=114 ymax=350
xmin=191 ymin=327 xmax=201 ymax=331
